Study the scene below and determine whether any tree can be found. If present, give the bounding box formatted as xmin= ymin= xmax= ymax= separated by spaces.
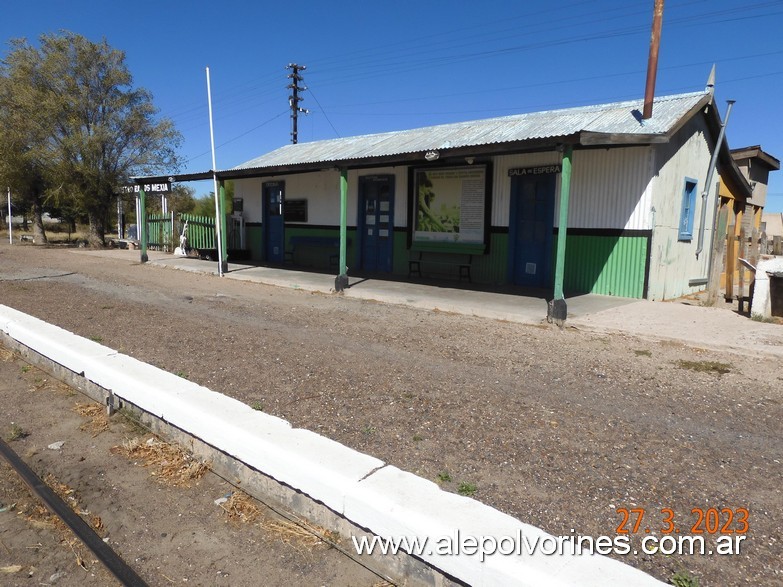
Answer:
xmin=188 ymin=181 xmax=235 ymax=217
xmin=0 ymin=32 xmax=182 ymax=246
xmin=167 ymin=184 xmax=196 ymax=215
xmin=0 ymin=45 xmax=51 ymax=243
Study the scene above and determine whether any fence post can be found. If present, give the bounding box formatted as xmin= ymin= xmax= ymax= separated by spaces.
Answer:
xmin=139 ymin=189 xmax=148 ymax=262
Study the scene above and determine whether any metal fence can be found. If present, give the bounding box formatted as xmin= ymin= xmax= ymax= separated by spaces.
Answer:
xmin=147 ymin=214 xmax=174 ymax=251
xmin=179 ymin=214 xmax=216 ymax=250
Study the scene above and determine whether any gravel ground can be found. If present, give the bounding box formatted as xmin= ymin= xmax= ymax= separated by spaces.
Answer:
xmin=0 ymin=242 xmax=781 ymax=586
xmin=0 ymin=347 xmax=383 ymax=587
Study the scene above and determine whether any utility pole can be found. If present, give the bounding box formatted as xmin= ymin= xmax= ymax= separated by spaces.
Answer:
xmin=286 ymin=63 xmax=309 ymax=144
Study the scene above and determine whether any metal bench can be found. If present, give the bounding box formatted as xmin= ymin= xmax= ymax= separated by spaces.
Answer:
xmin=285 ymin=236 xmax=351 ymax=267
xmin=408 ymin=250 xmax=472 ymax=283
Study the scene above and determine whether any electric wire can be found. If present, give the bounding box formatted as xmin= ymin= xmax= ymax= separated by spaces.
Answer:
xmin=159 ymin=1 xmax=783 ymax=165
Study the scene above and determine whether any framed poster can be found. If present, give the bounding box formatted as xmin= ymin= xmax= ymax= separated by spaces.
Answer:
xmin=412 ymin=165 xmax=488 ymax=250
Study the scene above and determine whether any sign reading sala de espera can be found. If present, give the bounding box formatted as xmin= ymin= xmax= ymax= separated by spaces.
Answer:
xmin=508 ymin=165 xmax=561 ymax=177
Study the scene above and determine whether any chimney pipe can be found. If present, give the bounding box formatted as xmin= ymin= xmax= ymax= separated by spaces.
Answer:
xmin=642 ymin=0 xmax=665 ymax=120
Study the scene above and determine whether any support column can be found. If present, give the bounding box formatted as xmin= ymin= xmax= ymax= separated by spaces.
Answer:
xmin=139 ymin=187 xmax=148 ymax=263
xmin=219 ymin=182 xmax=229 ymax=274
xmin=549 ymin=145 xmax=573 ymax=325
xmin=335 ymin=168 xmax=349 ymax=292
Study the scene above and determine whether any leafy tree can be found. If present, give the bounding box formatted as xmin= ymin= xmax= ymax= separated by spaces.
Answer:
xmin=0 ymin=32 xmax=182 ymax=246
xmin=188 ymin=181 xmax=235 ymax=217
xmin=167 ymin=184 xmax=196 ymax=215
xmin=191 ymin=195 xmax=218 ymax=217
xmin=0 ymin=46 xmax=51 ymax=243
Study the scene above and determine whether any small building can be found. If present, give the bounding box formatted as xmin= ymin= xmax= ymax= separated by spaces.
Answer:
xmin=718 ymin=146 xmax=780 ymax=300
xmin=142 ymin=88 xmax=773 ymax=302
xmin=762 ymin=212 xmax=783 ymax=255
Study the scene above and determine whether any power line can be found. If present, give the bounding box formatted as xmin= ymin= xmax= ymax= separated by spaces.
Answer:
xmin=163 ymin=1 xmax=783 ymax=167
xmin=184 ymin=110 xmax=288 ymax=165
xmin=307 ymin=87 xmax=340 ymax=139
xmin=157 ymin=0 xmax=783 ymax=131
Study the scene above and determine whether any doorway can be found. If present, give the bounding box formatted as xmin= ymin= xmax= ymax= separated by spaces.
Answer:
xmin=358 ymin=175 xmax=395 ymax=272
xmin=262 ymin=181 xmax=285 ymax=263
xmin=509 ymin=173 xmax=556 ymax=287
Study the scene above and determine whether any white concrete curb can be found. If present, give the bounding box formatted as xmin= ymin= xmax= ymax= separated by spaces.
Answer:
xmin=1 ymin=304 xmax=666 ymax=587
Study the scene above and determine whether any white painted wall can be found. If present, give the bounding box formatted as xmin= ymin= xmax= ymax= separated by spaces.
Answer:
xmin=492 ymin=148 xmax=654 ymax=230
xmin=647 ymin=116 xmax=716 ymax=300
xmin=563 ymin=147 xmax=654 ymax=230
xmin=234 ymin=177 xmax=264 ymax=222
xmin=233 ymin=167 xmax=409 ymax=228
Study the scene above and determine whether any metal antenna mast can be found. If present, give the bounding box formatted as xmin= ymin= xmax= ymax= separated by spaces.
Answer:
xmin=286 ymin=63 xmax=309 ymax=144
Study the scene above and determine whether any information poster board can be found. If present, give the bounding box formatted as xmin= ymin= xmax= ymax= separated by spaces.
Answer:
xmin=413 ymin=165 xmax=486 ymax=247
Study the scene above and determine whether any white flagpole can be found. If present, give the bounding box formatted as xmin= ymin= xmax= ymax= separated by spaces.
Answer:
xmin=7 ymin=187 xmax=12 ymax=244
xmin=206 ymin=66 xmax=224 ymax=277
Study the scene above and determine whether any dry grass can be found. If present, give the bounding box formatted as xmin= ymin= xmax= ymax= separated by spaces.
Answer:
xmin=676 ymin=359 xmax=731 ymax=375
xmin=3 ymin=474 xmax=103 ymax=572
xmin=264 ymin=518 xmax=335 ymax=548
xmin=50 ymin=380 xmax=77 ymax=396
xmin=44 ymin=473 xmax=79 ymax=509
xmin=0 ymin=347 xmax=14 ymax=362
xmin=6 ymin=423 xmax=29 ymax=441
xmin=73 ymin=403 xmax=109 ymax=437
xmin=19 ymin=474 xmax=102 ymax=564
xmin=218 ymin=490 xmax=339 ymax=549
xmin=111 ymin=436 xmax=208 ymax=487
xmin=219 ymin=491 xmax=264 ymax=524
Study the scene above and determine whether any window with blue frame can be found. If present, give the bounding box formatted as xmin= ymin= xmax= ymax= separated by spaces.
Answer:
xmin=679 ymin=178 xmax=698 ymax=241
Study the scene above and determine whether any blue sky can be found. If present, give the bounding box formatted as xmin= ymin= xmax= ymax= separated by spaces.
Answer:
xmin=3 ymin=0 xmax=783 ymax=211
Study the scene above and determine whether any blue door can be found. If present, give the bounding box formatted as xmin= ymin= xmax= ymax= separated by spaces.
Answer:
xmin=359 ymin=175 xmax=394 ymax=272
xmin=263 ymin=182 xmax=285 ymax=263
xmin=510 ymin=174 xmax=556 ymax=287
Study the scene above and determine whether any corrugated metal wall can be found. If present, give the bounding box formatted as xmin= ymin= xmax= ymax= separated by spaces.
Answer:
xmin=473 ymin=232 xmax=509 ymax=284
xmin=491 ymin=147 xmax=654 ymax=231
xmin=561 ymin=234 xmax=648 ymax=298
xmin=565 ymin=147 xmax=654 ymax=230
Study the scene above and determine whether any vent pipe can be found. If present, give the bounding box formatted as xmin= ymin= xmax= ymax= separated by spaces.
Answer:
xmin=642 ymin=0 xmax=665 ymax=120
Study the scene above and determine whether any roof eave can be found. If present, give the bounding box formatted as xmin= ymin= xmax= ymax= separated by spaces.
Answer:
xmin=701 ymin=100 xmax=754 ymax=200
xmin=132 ymin=171 xmax=213 ymax=183
xmin=579 ymin=132 xmax=670 ymax=146
xmin=220 ymin=135 xmax=582 ymax=178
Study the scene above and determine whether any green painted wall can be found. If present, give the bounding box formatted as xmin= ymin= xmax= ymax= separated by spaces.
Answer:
xmin=250 ymin=223 xmax=647 ymax=298
xmin=247 ymin=226 xmax=263 ymax=261
xmin=284 ymin=226 xmax=357 ymax=271
xmin=393 ymin=231 xmax=409 ymax=275
xmin=555 ymin=234 xmax=648 ymax=298
xmin=473 ymin=232 xmax=509 ymax=284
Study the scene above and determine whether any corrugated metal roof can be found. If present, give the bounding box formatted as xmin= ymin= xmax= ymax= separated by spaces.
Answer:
xmin=231 ymin=91 xmax=710 ymax=172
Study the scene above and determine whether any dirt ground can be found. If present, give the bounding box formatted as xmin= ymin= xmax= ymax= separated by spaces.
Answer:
xmin=0 ymin=242 xmax=781 ymax=587
xmin=0 ymin=344 xmax=386 ymax=586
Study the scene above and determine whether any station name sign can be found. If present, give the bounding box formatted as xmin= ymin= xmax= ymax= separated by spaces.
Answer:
xmin=508 ymin=165 xmax=562 ymax=177
xmin=119 ymin=182 xmax=171 ymax=195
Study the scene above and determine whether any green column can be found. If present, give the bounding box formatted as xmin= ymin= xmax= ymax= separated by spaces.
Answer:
xmin=335 ymin=168 xmax=349 ymax=291
xmin=139 ymin=188 xmax=148 ymax=263
xmin=549 ymin=145 xmax=573 ymax=323
xmin=219 ymin=182 xmax=228 ymax=273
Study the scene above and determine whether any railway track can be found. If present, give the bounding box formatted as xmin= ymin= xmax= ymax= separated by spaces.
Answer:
xmin=0 ymin=343 xmax=385 ymax=586
xmin=0 ymin=436 xmax=148 ymax=587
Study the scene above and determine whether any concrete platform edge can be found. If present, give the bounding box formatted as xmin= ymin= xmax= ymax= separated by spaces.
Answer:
xmin=0 ymin=303 xmax=666 ymax=587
